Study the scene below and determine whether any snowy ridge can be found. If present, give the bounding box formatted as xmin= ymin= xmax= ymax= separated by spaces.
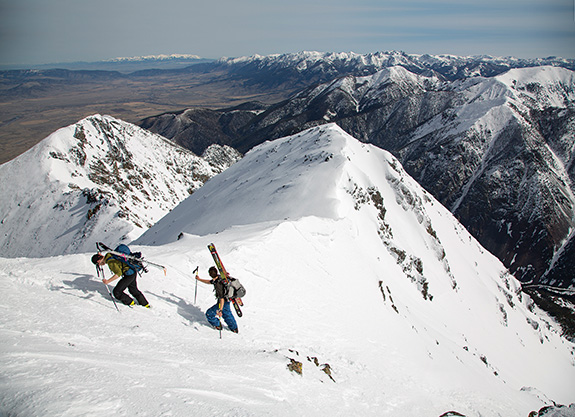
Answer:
xmin=0 ymin=114 xmax=241 ymax=257
xmin=104 ymin=54 xmax=202 ymax=62
xmin=1 ymin=124 xmax=573 ymax=416
xmin=496 ymin=66 xmax=575 ymax=109
xmin=409 ymin=66 xmax=575 ymax=283
xmin=219 ymin=50 xmax=575 ymax=69
xmin=137 ymin=125 xmax=351 ymax=240
xmin=218 ymin=50 xmax=575 ymax=81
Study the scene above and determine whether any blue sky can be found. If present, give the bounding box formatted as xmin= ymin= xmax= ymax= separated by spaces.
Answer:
xmin=1 ymin=0 xmax=574 ymax=66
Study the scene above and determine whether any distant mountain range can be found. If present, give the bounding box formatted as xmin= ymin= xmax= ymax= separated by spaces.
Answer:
xmin=211 ymin=50 xmax=575 ymax=86
xmin=3 ymin=50 xmax=573 ymax=82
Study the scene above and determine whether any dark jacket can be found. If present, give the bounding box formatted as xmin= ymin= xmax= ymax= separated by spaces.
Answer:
xmin=212 ymin=277 xmax=227 ymax=300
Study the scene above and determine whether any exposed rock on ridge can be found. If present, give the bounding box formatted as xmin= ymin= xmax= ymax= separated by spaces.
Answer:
xmin=0 ymin=114 xmax=241 ymax=257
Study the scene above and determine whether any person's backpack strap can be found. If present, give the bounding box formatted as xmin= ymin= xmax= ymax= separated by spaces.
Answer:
xmin=112 ymin=244 xmax=143 ymax=275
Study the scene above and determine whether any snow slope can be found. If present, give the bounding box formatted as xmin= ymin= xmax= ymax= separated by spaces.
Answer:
xmin=1 ymin=125 xmax=574 ymax=416
xmin=0 ymin=114 xmax=240 ymax=258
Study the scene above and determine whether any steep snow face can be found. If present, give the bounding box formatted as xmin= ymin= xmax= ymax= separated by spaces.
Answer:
xmin=404 ymin=67 xmax=575 ymax=285
xmin=0 ymin=115 xmax=241 ymax=257
xmin=137 ymin=125 xmax=349 ymax=241
xmin=496 ymin=66 xmax=575 ymax=109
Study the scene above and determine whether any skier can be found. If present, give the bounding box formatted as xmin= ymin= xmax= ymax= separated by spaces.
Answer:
xmin=91 ymin=252 xmax=150 ymax=308
xmin=195 ymin=266 xmax=238 ymax=333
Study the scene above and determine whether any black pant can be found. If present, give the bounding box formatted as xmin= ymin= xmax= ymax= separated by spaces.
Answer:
xmin=113 ymin=272 xmax=148 ymax=306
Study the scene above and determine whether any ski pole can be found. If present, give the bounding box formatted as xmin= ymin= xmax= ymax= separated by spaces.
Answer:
xmin=95 ymin=258 xmax=119 ymax=313
xmin=193 ymin=266 xmax=199 ymax=304
xmin=105 ymin=282 xmax=120 ymax=312
xmin=98 ymin=265 xmax=120 ymax=312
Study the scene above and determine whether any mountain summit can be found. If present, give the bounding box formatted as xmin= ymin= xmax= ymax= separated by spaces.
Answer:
xmin=0 ymin=114 xmax=240 ymax=257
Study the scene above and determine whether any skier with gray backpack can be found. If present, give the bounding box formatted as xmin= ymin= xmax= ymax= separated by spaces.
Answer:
xmin=195 ymin=243 xmax=246 ymax=333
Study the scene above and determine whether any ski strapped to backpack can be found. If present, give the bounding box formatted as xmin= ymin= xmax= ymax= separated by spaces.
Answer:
xmin=96 ymin=242 xmax=167 ymax=276
xmin=208 ymin=243 xmax=245 ymax=317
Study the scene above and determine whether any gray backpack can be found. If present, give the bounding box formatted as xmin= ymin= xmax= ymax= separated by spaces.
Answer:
xmin=226 ymin=277 xmax=246 ymax=299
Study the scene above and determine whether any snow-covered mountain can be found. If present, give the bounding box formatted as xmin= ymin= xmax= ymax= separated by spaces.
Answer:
xmin=142 ymin=65 xmax=575 ymax=288
xmin=214 ymin=50 xmax=575 ymax=87
xmin=138 ymin=126 xmax=575 ymax=414
xmin=139 ymin=102 xmax=269 ymax=156
xmin=2 ymin=124 xmax=571 ymax=416
xmin=0 ymin=114 xmax=241 ymax=257
xmin=276 ymin=65 xmax=575 ymax=287
xmin=105 ymin=54 xmax=202 ymax=62
xmin=276 ymin=66 xmax=575 ymax=288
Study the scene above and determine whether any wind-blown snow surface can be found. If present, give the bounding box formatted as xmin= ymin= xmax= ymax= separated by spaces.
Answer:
xmin=1 ymin=125 xmax=574 ymax=416
xmin=0 ymin=114 xmax=240 ymax=258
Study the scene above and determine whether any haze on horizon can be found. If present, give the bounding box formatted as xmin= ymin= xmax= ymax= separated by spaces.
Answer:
xmin=1 ymin=0 xmax=574 ymax=68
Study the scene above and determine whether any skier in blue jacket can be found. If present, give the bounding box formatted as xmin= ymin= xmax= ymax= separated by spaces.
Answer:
xmin=196 ymin=266 xmax=238 ymax=333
